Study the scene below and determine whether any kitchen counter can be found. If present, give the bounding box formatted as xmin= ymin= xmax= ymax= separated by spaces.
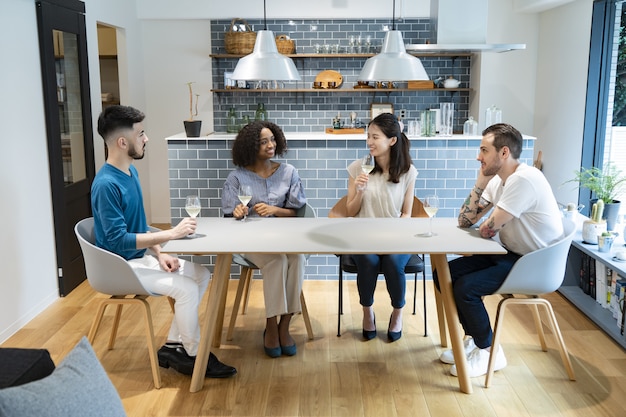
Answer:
xmin=166 ymin=132 xmax=536 ymax=141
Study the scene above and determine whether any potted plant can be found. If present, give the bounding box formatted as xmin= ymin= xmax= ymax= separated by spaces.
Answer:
xmin=567 ymin=163 xmax=626 ymax=231
xmin=183 ymin=82 xmax=201 ymax=137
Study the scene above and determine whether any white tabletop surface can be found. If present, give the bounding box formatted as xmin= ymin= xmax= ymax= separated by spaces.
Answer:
xmin=162 ymin=216 xmax=506 ymax=256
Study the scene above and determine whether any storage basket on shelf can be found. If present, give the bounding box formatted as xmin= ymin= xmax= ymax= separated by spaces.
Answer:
xmin=275 ymin=34 xmax=295 ymax=54
xmin=224 ymin=18 xmax=256 ymax=54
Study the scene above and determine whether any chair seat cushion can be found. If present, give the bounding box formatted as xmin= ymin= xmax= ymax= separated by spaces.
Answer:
xmin=340 ymin=254 xmax=424 ymax=274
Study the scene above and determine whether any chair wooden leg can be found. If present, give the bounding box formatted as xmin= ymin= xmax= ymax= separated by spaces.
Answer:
xmin=530 ymin=302 xmax=548 ymax=351
xmin=136 ymin=295 xmax=162 ymax=389
xmin=226 ymin=268 xmax=251 ymax=341
xmin=538 ymin=299 xmax=576 ymax=381
xmin=213 ymin=271 xmax=231 ymax=349
xmin=108 ymin=303 xmax=124 ymax=350
xmin=433 ymin=283 xmax=448 ymax=348
xmin=485 ymin=297 xmax=576 ymax=387
xmin=485 ymin=297 xmax=508 ymax=387
xmin=241 ymin=268 xmax=253 ymax=314
xmin=88 ymin=295 xmax=162 ymax=389
xmin=87 ymin=301 xmax=109 ymax=344
xmin=300 ymin=292 xmax=314 ymax=340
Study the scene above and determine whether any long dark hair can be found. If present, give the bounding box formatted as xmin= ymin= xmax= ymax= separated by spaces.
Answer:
xmin=231 ymin=121 xmax=288 ymax=167
xmin=368 ymin=113 xmax=412 ymax=183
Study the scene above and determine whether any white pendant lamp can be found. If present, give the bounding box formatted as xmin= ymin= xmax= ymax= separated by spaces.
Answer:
xmin=358 ymin=0 xmax=429 ymax=82
xmin=231 ymin=1 xmax=301 ymax=81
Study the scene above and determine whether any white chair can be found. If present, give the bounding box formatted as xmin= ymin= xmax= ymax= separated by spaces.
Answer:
xmin=225 ymin=203 xmax=316 ymax=342
xmin=485 ymin=218 xmax=577 ymax=387
xmin=74 ymin=217 xmax=172 ymax=389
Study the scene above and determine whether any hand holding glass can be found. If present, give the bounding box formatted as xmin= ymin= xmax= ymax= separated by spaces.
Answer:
xmin=238 ymin=185 xmax=253 ymax=221
xmin=357 ymin=154 xmax=375 ymax=191
xmin=421 ymin=195 xmax=439 ymax=237
xmin=184 ymin=195 xmax=201 ymax=237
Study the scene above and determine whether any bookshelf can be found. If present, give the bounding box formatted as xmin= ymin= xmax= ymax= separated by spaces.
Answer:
xmin=560 ymin=236 xmax=626 ymax=350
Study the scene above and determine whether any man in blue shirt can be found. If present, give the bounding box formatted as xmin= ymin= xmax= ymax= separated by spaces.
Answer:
xmin=91 ymin=105 xmax=236 ymax=378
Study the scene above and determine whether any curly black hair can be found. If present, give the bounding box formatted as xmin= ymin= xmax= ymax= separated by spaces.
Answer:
xmin=231 ymin=121 xmax=288 ymax=167
xmin=368 ymin=112 xmax=413 ymax=183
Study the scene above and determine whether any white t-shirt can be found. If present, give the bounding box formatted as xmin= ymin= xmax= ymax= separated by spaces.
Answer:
xmin=347 ymin=160 xmax=418 ymax=218
xmin=483 ymin=163 xmax=563 ymax=255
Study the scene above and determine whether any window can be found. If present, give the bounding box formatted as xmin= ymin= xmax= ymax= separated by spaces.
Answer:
xmin=583 ymin=0 xmax=626 ymax=215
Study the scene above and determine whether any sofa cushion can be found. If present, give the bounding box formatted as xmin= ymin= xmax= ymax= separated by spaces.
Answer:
xmin=0 ymin=337 xmax=126 ymax=417
xmin=0 ymin=347 xmax=55 ymax=388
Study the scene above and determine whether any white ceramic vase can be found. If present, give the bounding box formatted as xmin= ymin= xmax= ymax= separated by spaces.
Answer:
xmin=582 ymin=220 xmax=607 ymax=244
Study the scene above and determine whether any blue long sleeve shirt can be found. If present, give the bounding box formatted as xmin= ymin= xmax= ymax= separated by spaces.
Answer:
xmin=91 ymin=163 xmax=148 ymax=260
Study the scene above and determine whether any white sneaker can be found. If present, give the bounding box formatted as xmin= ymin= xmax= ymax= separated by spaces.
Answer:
xmin=439 ymin=337 xmax=476 ymax=364
xmin=450 ymin=346 xmax=507 ymax=378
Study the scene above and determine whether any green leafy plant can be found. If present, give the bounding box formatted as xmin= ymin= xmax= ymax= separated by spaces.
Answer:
xmin=186 ymin=82 xmax=199 ymax=121
xmin=566 ymin=163 xmax=626 ymax=204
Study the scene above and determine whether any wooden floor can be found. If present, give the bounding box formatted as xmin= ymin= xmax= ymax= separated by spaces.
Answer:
xmin=3 ymin=278 xmax=626 ymax=417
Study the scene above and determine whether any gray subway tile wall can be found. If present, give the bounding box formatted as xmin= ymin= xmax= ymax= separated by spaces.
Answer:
xmin=211 ymin=19 xmax=471 ymax=133
xmin=167 ymin=138 xmax=535 ymax=281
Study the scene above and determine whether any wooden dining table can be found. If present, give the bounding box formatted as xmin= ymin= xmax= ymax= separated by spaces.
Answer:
xmin=162 ymin=216 xmax=506 ymax=393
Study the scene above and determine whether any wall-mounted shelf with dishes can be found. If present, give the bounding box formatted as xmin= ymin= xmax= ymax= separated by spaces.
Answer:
xmin=210 ymin=52 xmax=474 ymax=59
xmin=210 ymin=87 xmax=470 ymax=94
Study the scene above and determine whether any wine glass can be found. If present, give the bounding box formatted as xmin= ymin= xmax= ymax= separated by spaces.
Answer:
xmin=184 ymin=195 xmax=201 ymax=237
xmin=237 ymin=185 xmax=253 ymax=221
xmin=357 ymin=154 xmax=375 ymax=191
xmin=421 ymin=194 xmax=440 ymax=237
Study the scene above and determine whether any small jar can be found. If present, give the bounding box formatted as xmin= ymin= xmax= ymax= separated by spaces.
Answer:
xmin=463 ymin=116 xmax=479 ymax=136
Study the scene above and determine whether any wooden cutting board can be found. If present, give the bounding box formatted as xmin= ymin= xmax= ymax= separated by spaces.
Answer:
xmin=325 ymin=127 xmax=365 ymax=134
xmin=315 ymin=70 xmax=343 ymax=88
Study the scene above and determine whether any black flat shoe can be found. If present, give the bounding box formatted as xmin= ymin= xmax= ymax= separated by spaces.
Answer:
xmin=387 ymin=314 xmax=402 ymax=343
xmin=206 ymin=352 xmax=237 ymax=378
xmin=157 ymin=344 xmax=194 ymax=375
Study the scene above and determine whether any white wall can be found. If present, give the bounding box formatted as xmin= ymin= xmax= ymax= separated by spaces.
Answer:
xmin=533 ymin=0 xmax=593 ymax=205
xmin=0 ymin=0 xmax=594 ymax=343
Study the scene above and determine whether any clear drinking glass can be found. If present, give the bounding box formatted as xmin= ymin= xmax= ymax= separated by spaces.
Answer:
xmin=237 ymin=185 xmax=253 ymax=221
xmin=357 ymin=154 xmax=374 ymax=191
xmin=184 ymin=195 xmax=201 ymax=237
xmin=420 ymin=195 xmax=440 ymax=237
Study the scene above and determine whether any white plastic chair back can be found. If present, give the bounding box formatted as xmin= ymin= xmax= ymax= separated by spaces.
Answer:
xmin=74 ymin=217 xmax=159 ymax=296
xmin=495 ymin=218 xmax=576 ymax=295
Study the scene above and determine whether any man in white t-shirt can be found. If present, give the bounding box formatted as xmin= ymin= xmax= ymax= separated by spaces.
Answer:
xmin=435 ymin=123 xmax=563 ymax=378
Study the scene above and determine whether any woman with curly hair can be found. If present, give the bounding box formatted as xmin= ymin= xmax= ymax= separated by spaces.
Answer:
xmin=221 ymin=121 xmax=307 ymax=358
xmin=345 ymin=112 xmax=417 ymax=343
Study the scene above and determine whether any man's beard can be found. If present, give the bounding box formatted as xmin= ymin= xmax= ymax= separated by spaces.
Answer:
xmin=128 ymin=145 xmax=145 ymax=160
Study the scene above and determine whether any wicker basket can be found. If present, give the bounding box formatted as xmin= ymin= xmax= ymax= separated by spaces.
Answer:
xmin=224 ymin=18 xmax=256 ymax=55
xmin=275 ymin=34 xmax=295 ymax=55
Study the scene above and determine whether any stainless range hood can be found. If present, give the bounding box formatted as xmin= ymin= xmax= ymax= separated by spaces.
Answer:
xmin=405 ymin=43 xmax=526 ymax=53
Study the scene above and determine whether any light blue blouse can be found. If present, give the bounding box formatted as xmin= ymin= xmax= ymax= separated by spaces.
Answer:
xmin=221 ymin=163 xmax=306 ymax=217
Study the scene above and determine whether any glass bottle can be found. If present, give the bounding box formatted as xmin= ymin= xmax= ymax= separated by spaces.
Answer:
xmin=485 ymin=105 xmax=502 ymax=128
xmin=227 ymin=108 xmax=238 ymax=133
xmin=239 ymin=114 xmax=250 ymax=131
xmin=255 ymin=102 xmax=268 ymax=121
xmin=463 ymin=116 xmax=479 ymax=136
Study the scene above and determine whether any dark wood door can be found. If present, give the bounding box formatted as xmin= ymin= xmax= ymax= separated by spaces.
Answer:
xmin=36 ymin=0 xmax=95 ymax=296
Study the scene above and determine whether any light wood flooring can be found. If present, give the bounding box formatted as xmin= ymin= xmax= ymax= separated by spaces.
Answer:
xmin=3 ymin=278 xmax=626 ymax=417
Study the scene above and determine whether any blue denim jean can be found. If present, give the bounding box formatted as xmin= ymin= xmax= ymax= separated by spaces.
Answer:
xmin=351 ymin=254 xmax=411 ymax=309
xmin=433 ymin=252 xmax=521 ymax=349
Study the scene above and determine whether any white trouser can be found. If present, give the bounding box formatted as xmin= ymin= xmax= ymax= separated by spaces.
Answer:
xmin=242 ymin=253 xmax=305 ymax=318
xmin=129 ymin=255 xmax=210 ymax=356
